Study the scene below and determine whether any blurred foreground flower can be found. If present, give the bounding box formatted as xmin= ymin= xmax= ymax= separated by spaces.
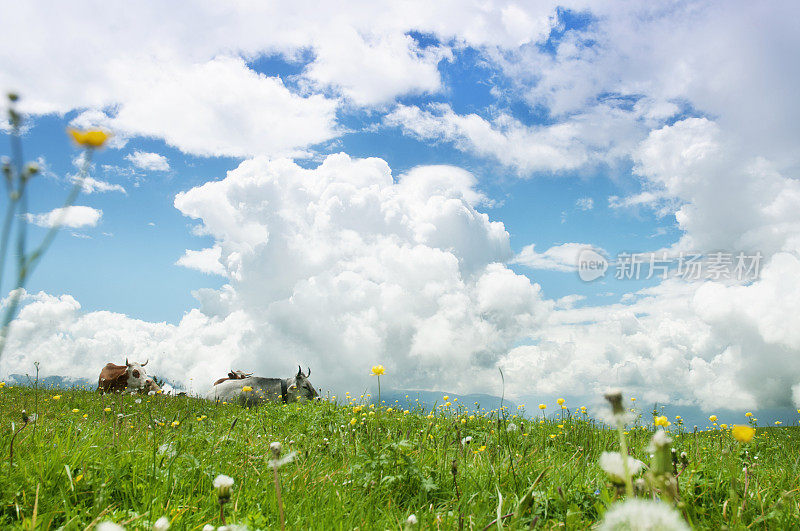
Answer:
xmin=599 ymin=499 xmax=689 ymax=531
xmin=153 ymin=516 xmax=170 ymax=530
xmin=97 ymin=522 xmax=125 ymax=531
xmin=732 ymin=425 xmax=756 ymax=443
xmin=599 ymin=451 xmax=644 ymax=485
xmin=67 ymin=128 xmax=110 ymax=149
xmin=213 ymin=474 xmax=234 ymax=501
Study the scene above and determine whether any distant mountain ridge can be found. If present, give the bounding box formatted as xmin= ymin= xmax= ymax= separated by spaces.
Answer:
xmin=367 ymin=388 xmax=515 ymax=413
xmin=4 ymin=374 xmax=94 ymax=389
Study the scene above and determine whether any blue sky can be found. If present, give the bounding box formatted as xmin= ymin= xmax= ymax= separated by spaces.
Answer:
xmin=2 ymin=1 xmax=800 ymax=416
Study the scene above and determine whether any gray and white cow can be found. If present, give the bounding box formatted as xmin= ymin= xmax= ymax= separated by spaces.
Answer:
xmin=206 ymin=366 xmax=318 ymax=406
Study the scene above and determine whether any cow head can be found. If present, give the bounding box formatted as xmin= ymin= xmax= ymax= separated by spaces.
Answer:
xmin=144 ymin=377 xmax=161 ymax=394
xmin=125 ymin=358 xmax=150 ymax=391
xmin=288 ymin=365 xmax=318 ymax=401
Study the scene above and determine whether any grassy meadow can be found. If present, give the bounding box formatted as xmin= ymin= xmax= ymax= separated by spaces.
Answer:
xmin=1 ymin=383 xmax=799 ymax=530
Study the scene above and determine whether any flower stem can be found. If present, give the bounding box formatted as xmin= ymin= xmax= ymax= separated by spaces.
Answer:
xmin=615 ymin=419 xmax=634 ymax=497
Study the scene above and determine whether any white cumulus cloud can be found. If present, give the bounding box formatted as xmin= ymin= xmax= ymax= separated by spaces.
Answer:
xmin=176 ymin=246 xmax=227 ymax=277
xmin=126 ymin=151 xmax=170 ymax=172
xmin=3 ymin=155 xmax=549 ymax=396
xmin=27 ymin=206 xmax=102 ymax=229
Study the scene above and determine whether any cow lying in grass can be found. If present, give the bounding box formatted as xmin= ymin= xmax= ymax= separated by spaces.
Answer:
xmin=206 ymin=366 xmax=318 ymax=406
xmin=98 ymin=359 xmax=161 ymax=394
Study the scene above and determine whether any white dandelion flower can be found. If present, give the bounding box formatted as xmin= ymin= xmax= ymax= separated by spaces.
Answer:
xmin=598 ymin=452 xmax=645 ymax=484
xmin=406 ymin=514 xmax=418 ymax=525
xmin=268 ymin=451 xmax=297 ymax=468
xmin=153 ymin=516 xmax=170 ymax=530
xmin=507 ymin=423 xmax=518 ymax=432
xmin=648 ymin=429 xmax=673 ymax=451
xmin=598 ymin=498 xmax=689 ymax=530
xmin=213 ymin=475 xmax=234 ymax=489
xmin=97 ymin=522 xmax=126 ymax=531
xmin=135 ymin=398 xmax=142 ymax=404
xmin=270 ymin=441 xmax=282 ymax=454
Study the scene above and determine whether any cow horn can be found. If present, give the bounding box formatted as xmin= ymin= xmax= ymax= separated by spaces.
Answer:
xmin=140 ymin=359 xmax=148 ymax=367
xmin=125 ymin=357 xmax=129 ymax=366
xmin=297 ymin=365 xmax=303 ymax=377
xmin=307 ymin=367 xmax=311 ymax=377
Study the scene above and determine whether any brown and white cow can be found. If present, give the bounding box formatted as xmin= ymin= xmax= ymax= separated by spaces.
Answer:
xmin=213 ymin=369 xmax=253 ymax=386
xmin=98 ymin=359 xmax=153 ymax=393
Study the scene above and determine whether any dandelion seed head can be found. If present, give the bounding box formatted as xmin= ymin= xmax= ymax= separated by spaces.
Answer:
xmin=213 ymin=474 xmax=234 ymax=489
xmin=598 ymin=452 xmax=644 ymax=484
xmin=598 ymin=499 xmax=689 ymax=531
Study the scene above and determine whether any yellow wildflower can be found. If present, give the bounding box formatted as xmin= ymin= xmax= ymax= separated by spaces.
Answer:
xmin=67 ymin=128 xmax=110 ymax=148
xmin=171 ymin=421 xmax=180 ymax=427
xmin=557 ymin=398 xmax=565 ymax=405
xmin=72 ymin=408 xmax=79 ymax=413
xmin=655 ymin=415 xmax=670 ymax=427
xmin=241 ymin=386 xmax=253 ymax=392
xmin=745 ymin=412 xmax=753 ymax=417
xmin=350 ymin=418 xmax=357 ymax=425
xmin=53 ymin=395 xmax=61 ymax=400
xmin=709 ymin=415 xmax=717 ymax=422
xmin=538 ymin=404 xmax=547 ymax=410
xmin=104 ymin=407 xmax=111 ymax=412
xmin=731 ymin=425 xmax=755 ymax=443
xmin=370 ymin=365 xmax=385 ymax=376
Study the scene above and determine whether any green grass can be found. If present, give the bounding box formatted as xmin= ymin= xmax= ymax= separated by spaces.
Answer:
xmin=1 ymin=384 xmax=799 ymax=530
